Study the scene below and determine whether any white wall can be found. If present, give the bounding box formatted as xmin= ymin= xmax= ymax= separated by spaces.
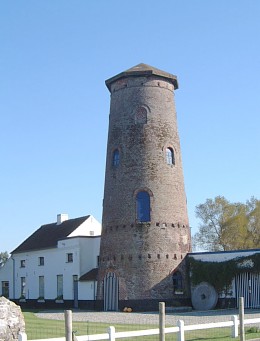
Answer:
xmin=79 ymin=237 xmax=100 ymax=276
xmin=0 ymin=258 xmax=14 ymax=298
xmin=78 ymin=281 xmax=97 ymax=300
xmin=69 ymin=215 xmax=101 ymax=237
xmin=11 ymin=246 xmax=78 ymax=300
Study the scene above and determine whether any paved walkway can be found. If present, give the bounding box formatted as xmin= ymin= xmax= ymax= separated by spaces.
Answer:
xmin=36 ymin=309 xmax=260 ymax=326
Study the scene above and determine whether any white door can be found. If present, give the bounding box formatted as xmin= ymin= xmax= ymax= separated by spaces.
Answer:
xmin=103 ymin=272 xmax=119 ymax=311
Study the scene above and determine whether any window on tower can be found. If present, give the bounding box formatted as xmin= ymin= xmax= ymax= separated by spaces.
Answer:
xmin=112 ymin=149 xmax=120 ymax=167
xmin=135 ymin=106 xmax=147 ymax=124
xmin=172 ymin=271 xmax=183 ymax=294
xmin=166 ymin=147 xmax=175 ymax=165
xmin=136 ymin=191 xmax=150 ymax=222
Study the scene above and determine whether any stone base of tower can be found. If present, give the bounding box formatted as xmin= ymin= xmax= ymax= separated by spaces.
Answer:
xmin=97 ymin=258 xmax=191 ymax=311
xmin=93 ymin=297 xmax=191 ymax=312
xmin=119 ymin=297 xmax=191 ymax=312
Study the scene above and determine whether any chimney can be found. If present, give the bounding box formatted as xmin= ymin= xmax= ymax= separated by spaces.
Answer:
xmin=57 ymin=214 xmax=69 ymax=225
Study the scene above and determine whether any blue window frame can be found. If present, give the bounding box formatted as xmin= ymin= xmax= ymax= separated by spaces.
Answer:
xmin=136 ymin=191 xmax=150 ymax=222
xmin=112 ymin=149 xmax=120 ymax=167
xmin=166 ymin=147 xmax=175 ymax=165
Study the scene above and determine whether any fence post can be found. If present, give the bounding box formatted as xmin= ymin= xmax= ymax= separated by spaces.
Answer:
xmin=239 ymin=297 xmax=245 ymax=341
xmin=231 ymin=315 xmax=239 ymax=338
xmin=18 ymin=332 xmax=27 ymax=341
xmin=159 ymin=302 xmax=165 ymax=341
xmin=177 ymin=320 xmax=185 ymax=341
xmin=108 ymin=326 xmax=116 ymax=341
xmin=65 ymin=310 xmax=73 ymax=341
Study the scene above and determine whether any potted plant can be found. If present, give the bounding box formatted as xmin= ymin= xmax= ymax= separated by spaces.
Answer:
xmin=37 ymin=296 xmax=45 ymax=302
xmin=19 ymin=294 xmax=26 ymax=302
xmin=55 ymin=295 xmax=64 ymax=303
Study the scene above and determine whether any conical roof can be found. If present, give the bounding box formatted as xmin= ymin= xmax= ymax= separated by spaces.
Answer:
xmin=105 ymin=63 xmax=178 ymax=91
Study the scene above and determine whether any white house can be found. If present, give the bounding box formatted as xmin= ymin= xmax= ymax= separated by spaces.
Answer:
xmin=0 ymin=214 xmax=101 ymax=308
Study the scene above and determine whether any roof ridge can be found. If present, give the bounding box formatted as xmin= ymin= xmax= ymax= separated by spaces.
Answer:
xmin=40 ymin=214 xmax=90 ymax=227
xmin=11 ymin=215 xmax=91 ymax=254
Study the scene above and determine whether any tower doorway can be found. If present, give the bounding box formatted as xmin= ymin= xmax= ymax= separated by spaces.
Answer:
xmin=104 ymin=272 xmax=119 ymax=311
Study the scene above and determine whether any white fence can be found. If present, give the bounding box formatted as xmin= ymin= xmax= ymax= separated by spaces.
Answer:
xmin=18 ymin=314 xmax=260 ymax=341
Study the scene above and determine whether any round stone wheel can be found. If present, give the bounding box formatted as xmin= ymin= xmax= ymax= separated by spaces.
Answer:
xmin=191 ymin=282 xmax=218 ymax=310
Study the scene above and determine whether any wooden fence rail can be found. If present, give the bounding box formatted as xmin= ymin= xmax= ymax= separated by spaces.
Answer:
xmin=18 ymin=298 xmax=259 ymax=341
xmin=18 ymin=314 xmax=260 ymax=341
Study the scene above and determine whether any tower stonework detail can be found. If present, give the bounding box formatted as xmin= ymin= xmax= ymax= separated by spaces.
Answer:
xmin=98 ymin=64 xmax=191 ymax=310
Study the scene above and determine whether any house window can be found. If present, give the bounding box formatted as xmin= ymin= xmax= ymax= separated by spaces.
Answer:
xmin=57 ymin=275 xmax=63 ymax=299
xmin=112 ymin=149 xmax=120 ymax=167
xmin=20 ymin=260 xmax=25 ymax=268
xmin=172 ymin=271 xmax=183 ymax=293
xmin=136 ymin=191 xmax=150 ymax=222
xmin=39 ymin=276 xmax=44 ymax=299
xmin=21 ymin=277 xmax=26 ymax=298
xmin=38 ymin=257 xmax=44 ymax=266
xmin=166 ymin=147 xmax=175 ymax=165
xmin=67 ymin=253 xmax=73 ymax=263
xmin=1 ymin=281 xmax=9 ymax=298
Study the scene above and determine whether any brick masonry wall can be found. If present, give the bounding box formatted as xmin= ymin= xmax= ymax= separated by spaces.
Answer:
xmin=98 ymin=72 xmax=191 ymax=301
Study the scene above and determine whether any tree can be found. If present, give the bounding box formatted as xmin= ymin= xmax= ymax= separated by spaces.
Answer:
xmin=0 ymin=251 xmax=9 ymax=267
xmin=193 ymin=196 xmax=260 ymax=251
xmin=247 ymin=197 xmax=260 ymax=245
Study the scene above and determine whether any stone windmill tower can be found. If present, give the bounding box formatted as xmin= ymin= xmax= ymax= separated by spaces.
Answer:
xmin=97 ymin=63 xmax=191 ymax=311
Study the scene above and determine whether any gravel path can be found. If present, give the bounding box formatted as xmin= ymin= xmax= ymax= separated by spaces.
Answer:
xmin=35 ymin=309 xmax=260 ymax=326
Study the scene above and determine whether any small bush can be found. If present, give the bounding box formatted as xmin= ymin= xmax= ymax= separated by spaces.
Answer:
xmin=246 ymin=326 xmax=260 ymax=334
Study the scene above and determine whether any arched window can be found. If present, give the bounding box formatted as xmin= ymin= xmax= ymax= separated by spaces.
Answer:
xmin=172 ymin=271 xmax=183 ymax=293
xmin=136 ymin=191 xmax=150 ymax=222
xmin=135 ymin=106 xmax=147 ymax=124
xmin=112 ymin=149 xmax=120 ymax=167
xmin=166 ymin=147 xmax=175 ymax=165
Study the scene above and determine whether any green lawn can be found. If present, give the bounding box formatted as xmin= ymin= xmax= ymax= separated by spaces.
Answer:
xmin=23 ymin=310 xmax=260 ymax=341
xmin=23 ymin=310 xmax=158 ymax=340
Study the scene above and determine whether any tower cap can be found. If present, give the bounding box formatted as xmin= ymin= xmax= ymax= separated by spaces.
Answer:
xmin=105 ymin=63 xmax=178 ymax=91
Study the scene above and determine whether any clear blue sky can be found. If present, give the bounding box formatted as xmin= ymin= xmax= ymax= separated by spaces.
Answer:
xmin=1 ymin=1 xmax=259 ymax=253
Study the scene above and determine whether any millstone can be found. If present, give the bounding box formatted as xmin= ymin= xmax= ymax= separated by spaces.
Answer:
xmin=191 ymin=282 xmax=218 ymax=310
